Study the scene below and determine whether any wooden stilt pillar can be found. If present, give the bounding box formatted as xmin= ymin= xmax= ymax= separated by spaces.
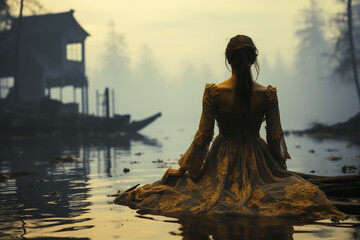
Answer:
xmin=73 ymin=87 xmax=76 ymax=103
xmin=105 ymin=88 xmax=110 ymax=119
xmin=96 ymin=90 xmax=99 ymax=116
xmin=112 ymin=89 xmax=115 ymax=117
xmin=0 ymin=78 xmax=2 ymax=99
xmin=85 ymin=85 xmax=89 ymax=114
xmin=81 ymin=86 xmax=85 ymax=113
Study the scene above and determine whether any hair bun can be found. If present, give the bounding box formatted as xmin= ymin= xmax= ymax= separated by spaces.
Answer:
xmin=224 ymin=34 xmax=259 ymax=107
xmin=226 ymin=43 xmax=257 ymax=65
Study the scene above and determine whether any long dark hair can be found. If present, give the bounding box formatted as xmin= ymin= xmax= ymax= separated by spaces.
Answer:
xmin=225 ymin=35 xmax=259 ymax=107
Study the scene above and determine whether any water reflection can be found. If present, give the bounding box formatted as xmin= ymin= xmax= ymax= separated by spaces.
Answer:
xmin=132 ymin=212 xmax=360 ymax=240
xmin=0 ymin=134 xmax=160 ymax=239
xmin=176 ymin=215 xmax=295 ymax=240
xmin=0 ymin=131 xmax=359 ymax=239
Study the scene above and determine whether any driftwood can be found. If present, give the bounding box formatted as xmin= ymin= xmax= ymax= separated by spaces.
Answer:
xmin=293 ymin=171 xmax=360 ymax=214
xmin=0 ymin=171 xmax=32 ymax=182
xmin=108 ymin=183 xmax=140 ymax=198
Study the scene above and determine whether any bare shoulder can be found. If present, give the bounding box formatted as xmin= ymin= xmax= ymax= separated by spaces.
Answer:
xmin=253 ymin=82 xmax=268 ymax=92
xmin=253 ymin=82 xmax=278 ymax=103
xmin=204 ymin=83 xmax=220 ymax=98
xmin=215 ymin=78 xmax=234 ymax=91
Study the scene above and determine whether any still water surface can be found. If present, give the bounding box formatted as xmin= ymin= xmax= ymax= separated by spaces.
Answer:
xmin=0 ymin=122 xmax=359 ymax=239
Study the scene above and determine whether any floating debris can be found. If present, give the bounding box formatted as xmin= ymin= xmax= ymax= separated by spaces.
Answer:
xmin=109 ymin=184 xmax=140 ymax=198
xmin=0 ymin=173 xmax=10 ymax=182
xmin=37 ymin=178 xmax=49 ymax=183
xmin=326 ymin=148 xmax=339 ymax=152
xmin=346 ymin=144 xmax=352 ymax=148
xmin=152 ymin=159 xmax=163 ymax=163
xmin=309 ymin=149 xmax=315 ymax=154
xmin=46 ymin=191 xmax=61 ymax=197
xmin=327 ymin=156 xmax=342 ymax=161
xmin=354 ymin=155 xmax=360 ymax=160
xmin=310 ymin=170 xmax=315 ymax=173
xmin=130 ymin=161 xmax=139 ymax=164
xmin=169 ymin=231 xmax=182 ymax=236
xmin=342 ymin=165 xmax=358 ymax=174
xmin=0 ymin=171 xmax=32 ymax=182
xmin=136 ymin=215 xmax=155 ymax=220
xmin=125 ymin=183 xmax=140 ymax=192
xmin=123 ymin=168 xmax=130 ymax=173
xmin=55 ymin=155 xmax=78 ymax=163
xmin=295 ymin=145 xmax=301 ymax=148
xmin=134 ymin=152 xmax=142 ymax=156
xmin=157 ymin=165 xmax=169 ymax=169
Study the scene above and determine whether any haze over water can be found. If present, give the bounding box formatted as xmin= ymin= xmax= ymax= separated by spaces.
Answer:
xmin=1 ymin=124 xmax=359 ymax=239
xmin=37 ymin=0 xmax=359 ymax=131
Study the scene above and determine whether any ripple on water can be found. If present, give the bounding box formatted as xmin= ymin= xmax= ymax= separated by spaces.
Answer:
xmin=0 ymin=132 xmax=359 ymax=239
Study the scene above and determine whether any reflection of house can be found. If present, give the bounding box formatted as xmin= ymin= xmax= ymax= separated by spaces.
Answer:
xmin=0 ymin=10 xmax=89 ymax=113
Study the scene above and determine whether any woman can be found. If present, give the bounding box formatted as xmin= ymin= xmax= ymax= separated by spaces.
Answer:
xmin=115 ymin=35 xmax=345 ymax=219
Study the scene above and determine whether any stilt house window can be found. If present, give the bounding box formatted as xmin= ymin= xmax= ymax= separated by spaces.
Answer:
xmin=66 ymin=43 xmax=82 ymax=62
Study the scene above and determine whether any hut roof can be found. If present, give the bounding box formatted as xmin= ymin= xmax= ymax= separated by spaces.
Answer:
xmin=11 ymin=10 xmax=89 ymax=40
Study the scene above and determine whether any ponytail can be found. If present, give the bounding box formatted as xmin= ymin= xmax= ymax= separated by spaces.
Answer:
xmin=225 ymin=35 xmax=259 ymax=107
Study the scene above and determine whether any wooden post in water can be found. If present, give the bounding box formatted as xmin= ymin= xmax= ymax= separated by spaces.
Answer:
xmin=13 ymin=0 xmax=24 ymax=101
xmin=81 ymin=86 xmax=85 ymax=114
xmin=85 ymin=85 xmax=89 ymax=114
xmin=105 ymin=88 xmax=110 ymax=119
xmin=60 ymin=86 xmax=63 ymax=102
xmin=96 ymin=90 xmax=99 ymax=116
xmin=73 ymin=87 xmax=76 ymax=103
xmin=112 ymin=89 xmax=115 ymax=117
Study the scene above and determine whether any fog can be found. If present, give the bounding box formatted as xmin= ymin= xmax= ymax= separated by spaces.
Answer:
xmin=44 ymin=0 xmax=359 ymax=130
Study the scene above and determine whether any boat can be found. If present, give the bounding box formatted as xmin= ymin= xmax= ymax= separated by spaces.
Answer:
xmin=0 ymin=99 xmax=161 ymax=136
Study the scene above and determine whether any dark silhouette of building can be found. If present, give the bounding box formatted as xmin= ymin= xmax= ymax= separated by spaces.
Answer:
xmin=0 ymin=10 xmax=89 ymax=113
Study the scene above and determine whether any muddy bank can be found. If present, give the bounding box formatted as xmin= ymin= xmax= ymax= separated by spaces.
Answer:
xmin=292 ymin=112 xmax=360 ymax=143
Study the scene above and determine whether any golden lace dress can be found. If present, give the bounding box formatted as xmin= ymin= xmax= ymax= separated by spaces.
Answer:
xmin=114 ymin=84 xmax=344 ymax=219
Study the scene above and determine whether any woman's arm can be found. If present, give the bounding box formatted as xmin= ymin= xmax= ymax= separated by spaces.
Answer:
xmin=265 ymin=86 xmax=291 ymax=170
xmin=163 ymin=83 xmax=219 ymax=180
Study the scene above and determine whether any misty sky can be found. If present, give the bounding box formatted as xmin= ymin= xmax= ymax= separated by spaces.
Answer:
xmin=44 ymin=0 xmax=340 ymax=77
xmin=28 ymin=0 xmax=359 ymax=130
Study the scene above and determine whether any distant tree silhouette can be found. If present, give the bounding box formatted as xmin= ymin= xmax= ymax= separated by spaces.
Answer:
xmin=99 ymin=22 xmax=132 ymax=87
xmin=333 ymin=0 xmax=360 ymax=104
xmin=0 ymin=0 xmax=43 ymax=31
xmin=135 ymin=45 xmax=163 ymax=86
xmin=295 ymin=0 xmax=329 ymax=80
xmin=0 ymin=0 xmax=11 ymax=31
xmin=133 ymin=45 xmax=164 ymax=111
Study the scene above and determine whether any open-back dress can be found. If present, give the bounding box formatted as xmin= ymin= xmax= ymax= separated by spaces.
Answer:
xmin=114 ymin=83 xmax=345 ymax=219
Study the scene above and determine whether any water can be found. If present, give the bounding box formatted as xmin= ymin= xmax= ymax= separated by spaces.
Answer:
xmin=0 ymin=121 xmax=359 ymax=239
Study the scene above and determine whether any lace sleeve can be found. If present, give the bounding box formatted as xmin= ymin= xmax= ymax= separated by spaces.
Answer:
xmin=178 ymin=83 xmax=219 ymax=178
xmin=265 ymin=86 xmax=291 ymax=169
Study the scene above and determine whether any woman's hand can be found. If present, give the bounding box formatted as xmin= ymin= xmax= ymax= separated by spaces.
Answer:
xmin=162 ymin=168 xmax=185 ymax=181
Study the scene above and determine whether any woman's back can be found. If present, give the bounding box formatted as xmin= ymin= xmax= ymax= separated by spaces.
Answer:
xmin=213 ymin=81 xmax=274 ymax=138
xmin=114 ymin=34 xmax=345 ymax=220
xmin=216 ymin=80 xmax=268 ymax=113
